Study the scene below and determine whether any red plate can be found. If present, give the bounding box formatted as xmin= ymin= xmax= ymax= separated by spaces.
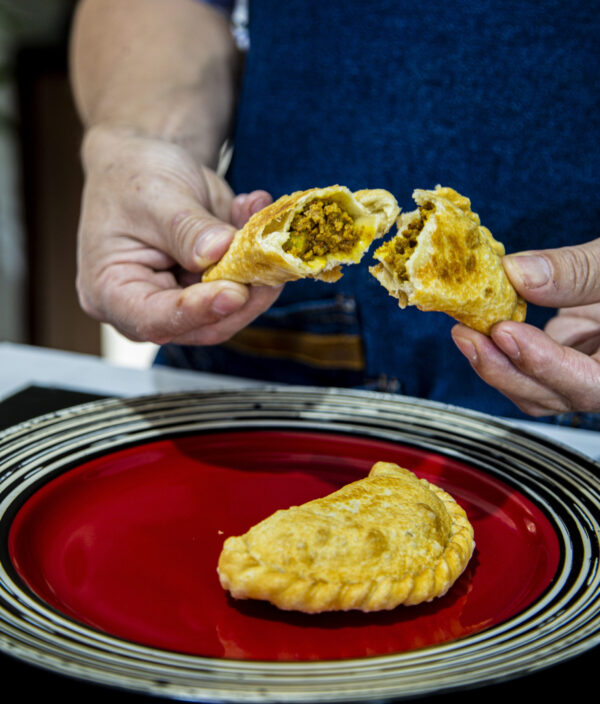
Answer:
xmin=9 ymin=430 xmax=559 ymax=661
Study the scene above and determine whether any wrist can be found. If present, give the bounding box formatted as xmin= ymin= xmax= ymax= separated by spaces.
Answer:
xmin=71 ymin=0 xmax=238 ymax=169
xmin=80 ymin=91 xmax=225 ymax=170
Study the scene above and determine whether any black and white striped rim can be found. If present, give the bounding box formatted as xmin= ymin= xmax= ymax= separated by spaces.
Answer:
xmin=0 ymin=386 xmax=599 ymax=702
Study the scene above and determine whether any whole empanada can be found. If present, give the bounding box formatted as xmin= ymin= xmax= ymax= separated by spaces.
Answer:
xmin=203 ymin=185 xmax=399 ymax=286
xmin=370 ymin=186 xmax=526 ymax=334
xmin=217 ymin=462 xmax=474 ymax=613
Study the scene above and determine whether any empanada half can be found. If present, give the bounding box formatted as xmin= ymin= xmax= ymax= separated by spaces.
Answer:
xmin=203 ymin=185 xmax=399 ymax=286
xmin=370 ymin=186 xmax=526 ymax=334
xmin=217 ymin=462 xmax=474 ymax=613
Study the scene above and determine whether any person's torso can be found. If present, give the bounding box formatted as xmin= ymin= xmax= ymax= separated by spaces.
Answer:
xmin=162 ymin=0 xmax=600 ymax=421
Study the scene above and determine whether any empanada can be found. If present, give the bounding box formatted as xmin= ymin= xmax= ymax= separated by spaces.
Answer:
xmin=217 ymin=462 xmax=474 ymax=613
xmin=370 ymin=186 xmax=526 ymax=334
xmin=203 ymin=185 xmax=399 ymax=286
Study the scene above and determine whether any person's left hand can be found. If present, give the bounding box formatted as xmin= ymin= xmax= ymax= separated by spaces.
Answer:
xmin=451 ymin=240 xmax=600 ymax=416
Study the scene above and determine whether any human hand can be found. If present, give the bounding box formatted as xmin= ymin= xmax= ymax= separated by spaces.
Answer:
xmin=76 ymin=126 xmax=282 ymax=346
xmin=451 ymin=239 xmax=600 ymax=416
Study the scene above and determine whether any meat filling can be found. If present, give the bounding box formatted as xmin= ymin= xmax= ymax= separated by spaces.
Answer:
xmin=283 ymin=199 xmax=358 ymax=261
xmin=377 ymin=202 xmax=433 ymax=281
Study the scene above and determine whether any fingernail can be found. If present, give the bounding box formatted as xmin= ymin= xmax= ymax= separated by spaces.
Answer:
xmin=453 ymin=335 xmax=478 ymax=365
xmin=195 ymin=226 xmax=235 ymax=263
xmin=505 ymin=254 xmax=551 ymax=289
xmin=249 ymin=196 xmax=271 ymax=215
xmin=494 ymin=330 xmax=521 ymax=360
xmin=212 ymin=288 xmax=247 ymax=316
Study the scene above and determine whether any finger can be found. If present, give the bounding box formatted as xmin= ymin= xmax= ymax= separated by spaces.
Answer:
xmin=491 ymin=320 xmax=600 ymax=412
xmin=555 ymin=302 xmax=600 ymax=323
xmin=173 ymin=266 xmax=203 ymax=288
xmin=200 ymin=167 xmax=236 ymax=222
xmin=544 ymin=313 xmax=600 ymax=350
xmin=136 ymin=169 xmax=236 ymax=272
xmin=156 ymin=189 xmax=272 ymax=273
xmin=571 ymin=333 xmax=600 ymax=356
xmin=231 ymin=193 xmax=249 ymax=228
xmin=503 ymin=238 xmax=600 ymax=308
xmin=231 ymin=190 xmax=273 ymax=229
xmin=97 ymin=263 xmax=251 ymax=344
xmin=158 ymin=196 xmax=237 ymax=273
xmin=172 ymin=283 xmax=284 ymax=346
xmin=451 ymin=324 xmax=568 ymax=415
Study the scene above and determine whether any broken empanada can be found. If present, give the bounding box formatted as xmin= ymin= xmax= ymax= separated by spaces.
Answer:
xmin=370 ymin=186 xmax=526 ymax=334
xmin=217 ymin=462 xmax=474 ymax=613
xmin=203 ymin=185 xmax=399 ymax=286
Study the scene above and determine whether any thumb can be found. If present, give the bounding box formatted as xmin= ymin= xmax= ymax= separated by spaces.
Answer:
xmin=160 ymin=169 xmax=240 ymax=272
xmin=167 ymin=206 xmax=237 ymax=272
xmin=149 ymin=168 xmax=236 ymax=273
xmin=503 ymin=238 xmax=600 ymax=308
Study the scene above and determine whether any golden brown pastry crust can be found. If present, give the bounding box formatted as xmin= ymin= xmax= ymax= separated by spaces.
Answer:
xmin=370 ymin=186 xmax=526 ymax=334
xmin=217 ymin=462 xmax=474 ymax=613
xmin=203 ymin=185 xmax=399 ymax=286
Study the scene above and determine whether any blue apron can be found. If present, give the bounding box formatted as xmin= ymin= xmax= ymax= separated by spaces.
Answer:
xmin=157 ymin=0 xmax=600 ymax=424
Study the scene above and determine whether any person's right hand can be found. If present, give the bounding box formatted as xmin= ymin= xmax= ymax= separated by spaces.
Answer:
xmin=76 ymin=125 xmax=282 ymax=346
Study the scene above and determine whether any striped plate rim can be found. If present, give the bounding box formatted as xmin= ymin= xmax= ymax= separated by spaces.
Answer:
xmin=0 ymin=386 xmax=598 ymax=702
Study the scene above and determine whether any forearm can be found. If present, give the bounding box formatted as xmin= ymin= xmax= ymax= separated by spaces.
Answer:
xmin=70 ymin=0 xmax=239 ymax=168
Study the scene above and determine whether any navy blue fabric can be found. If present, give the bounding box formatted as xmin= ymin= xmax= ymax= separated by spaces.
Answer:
xmin=197 ymin=0 xmax=235 ymax=12
xmin=158 ymin=0 xmax=600 ymax=423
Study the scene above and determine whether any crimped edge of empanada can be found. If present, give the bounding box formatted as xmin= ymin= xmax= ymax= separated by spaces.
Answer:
xmin=217 ymin=466 xmax=474 ymax=613
xmin=203 ymin=185 xmax=399 ymax=286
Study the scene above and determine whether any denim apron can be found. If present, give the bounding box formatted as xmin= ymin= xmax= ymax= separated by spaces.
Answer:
xmin=157 ymin=0 xmax=600 ymax=424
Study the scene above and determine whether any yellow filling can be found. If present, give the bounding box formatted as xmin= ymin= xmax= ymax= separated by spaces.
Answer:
xmin=283 ymin=199 xmax=359 ymax=261
xmin=376 ymin=202 xmax=433 ymax=281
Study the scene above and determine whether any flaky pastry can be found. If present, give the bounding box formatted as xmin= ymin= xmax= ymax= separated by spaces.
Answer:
xmin=203 ymin=185 xmax=399 ymax=286
xmin=370 ymin=186 xmax=526 ymax=334
xmin=217 ymin=462 xmax=474 ymax=613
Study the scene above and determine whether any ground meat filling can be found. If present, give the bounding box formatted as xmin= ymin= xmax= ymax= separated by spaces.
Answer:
xmin=380 ymin=202 xmax=433 ymax=281
xmin=283 ymin=199 xmax=358 ymax=261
